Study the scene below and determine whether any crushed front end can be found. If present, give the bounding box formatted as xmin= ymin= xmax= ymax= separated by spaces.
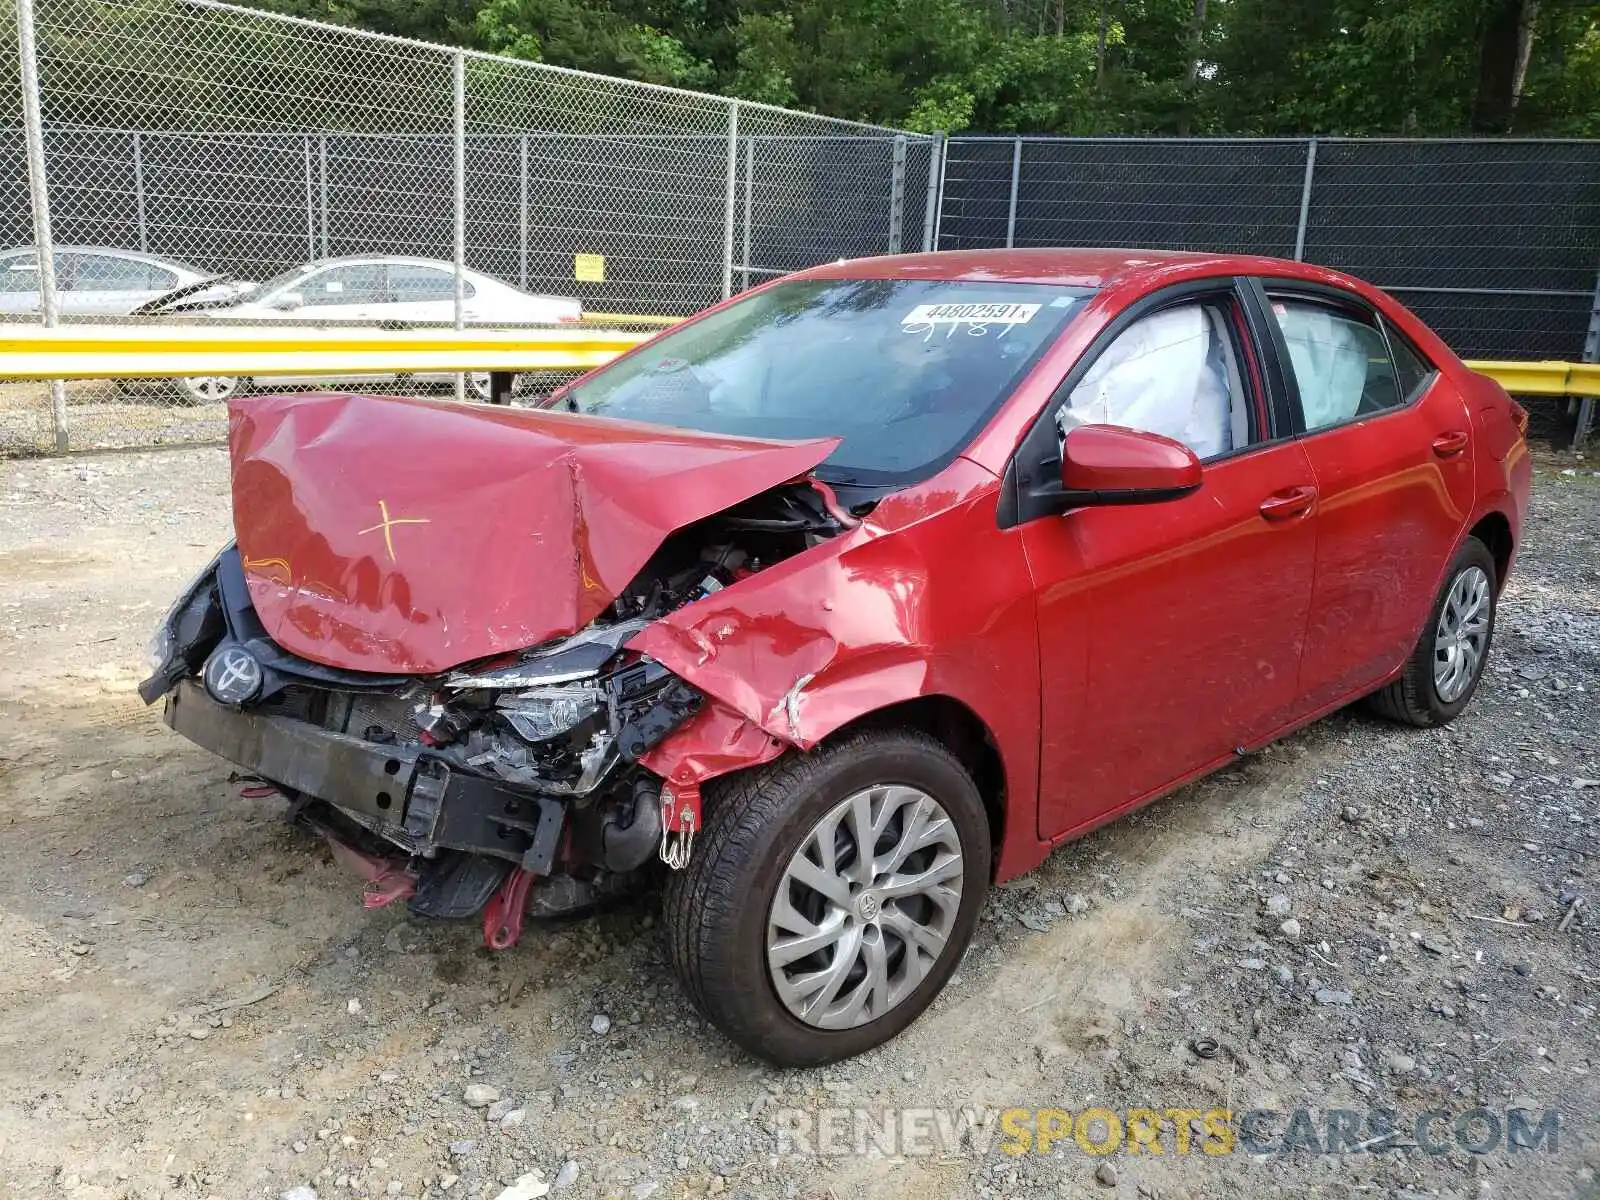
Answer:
xmin=141 ymin=463 xmax=845 ymax=947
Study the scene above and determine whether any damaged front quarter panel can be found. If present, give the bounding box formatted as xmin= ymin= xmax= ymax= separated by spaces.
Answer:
xmin=631 ymin=458 xmax=1043 ymax=865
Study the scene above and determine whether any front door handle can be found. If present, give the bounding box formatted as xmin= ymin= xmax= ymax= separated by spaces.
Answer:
xmin=1259 ymin=485 xmax=1318 ymax=521
xmin=1432 ymin=430 xmax=1470 ymax=457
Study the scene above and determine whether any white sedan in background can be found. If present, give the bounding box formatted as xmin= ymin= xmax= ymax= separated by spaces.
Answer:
xmin=0 ymin=245 xmax=249 ymax=315
xmin=145 ymin=255 xmax=583 ymax=403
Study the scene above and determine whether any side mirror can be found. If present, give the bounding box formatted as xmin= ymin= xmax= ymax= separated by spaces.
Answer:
xmin=1060 ymin=424 xmax=1202 ymax=505
xmin=269 ymin=291 xmax=303 ymax=312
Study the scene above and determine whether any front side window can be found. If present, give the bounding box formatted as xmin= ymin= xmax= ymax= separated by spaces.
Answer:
xmin=1270 ymin=297 xmax=1408 ymax=431
xmin=299 ymin=263 xmax=386 ymax=306
xmin=566 ymin=277 xmax=1094 ymax=485
xmin=1057 ymin=300 xmax=1252 ymax=461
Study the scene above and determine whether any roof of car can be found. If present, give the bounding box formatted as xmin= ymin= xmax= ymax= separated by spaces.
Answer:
xmin=797 ymin=247 xmax=1315 ymax=290
xmin=1 ymin=244 xmax=202 ymax=269
xmin=297 ymin=255 xmax=476 ymax=270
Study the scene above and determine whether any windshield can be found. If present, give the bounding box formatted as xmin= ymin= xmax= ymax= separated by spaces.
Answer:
xmin=566 ymin=277 xmax=1094 ymax=485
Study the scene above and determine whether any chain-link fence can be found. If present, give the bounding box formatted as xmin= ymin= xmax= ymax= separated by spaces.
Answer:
xmin=1 ymin=0 xmax=936 ymax=454
xmin=7 ymin=2 xmax=1599 ymax=457
xmin=936 ymin=136 xmax=1600 ymax=365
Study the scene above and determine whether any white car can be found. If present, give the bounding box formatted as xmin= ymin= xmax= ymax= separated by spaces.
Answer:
xmin=152 ymin=255 xmax=583 ymax=404
xmin=0 ymin=245 xmax=248 ymax=316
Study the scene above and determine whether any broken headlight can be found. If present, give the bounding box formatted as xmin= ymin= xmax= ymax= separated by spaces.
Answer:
xmin=145 ymin=623 xmax=176 ymax=676
xmin=498 ymin=683 xmax=602 ymax=743
xmin=137 ymin=548 xmax=228 ymax=704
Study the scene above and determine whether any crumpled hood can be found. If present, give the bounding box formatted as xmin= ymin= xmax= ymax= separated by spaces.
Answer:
xmin=227 ymin=392 xmax=838 ymax=674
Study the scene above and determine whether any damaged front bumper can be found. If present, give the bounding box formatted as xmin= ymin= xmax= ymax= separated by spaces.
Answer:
xmin=163 ymin=679 xmax=569 ymax=875
xmin=144 ymin=547 xmax=707 ymax=928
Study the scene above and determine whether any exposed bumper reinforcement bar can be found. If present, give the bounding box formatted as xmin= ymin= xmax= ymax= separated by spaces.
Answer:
xmin=164 ymin=680 xmax=565 ymax=873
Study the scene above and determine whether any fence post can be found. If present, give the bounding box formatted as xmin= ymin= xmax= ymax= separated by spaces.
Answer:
xmin=1293 ymin=136 xmax=1318 ymax=262
xmin=17 ymin=0 xmax=67 ymax=453
xmin=302 ymin=135 xmax=315 ymax=259
xmin=888 ymin=134 xmax=906 ymax=254
xmin=741 ymin=137 xmax=753 ymax=291
xmin=131 ymin=130 xmax=148 ymax=253
xmin=452 ymin=50 xmax=466 ymax=403
xmin=1576 ymin=267 xmax=1599 ymax=452
xmin=1005 ymin=136 xmax=1023 ymax=249
xmin=318 ymin=134 xmax=329 ymax=259
xmin=722 ymin=100 xmax=740 ymax=300
xmin=518 ymin=132 xmax=528 ymax=289
xmin=922 ymin=132 xmax=944 ymax=252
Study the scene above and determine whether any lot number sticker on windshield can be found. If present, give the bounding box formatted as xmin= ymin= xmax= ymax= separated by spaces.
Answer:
xmin=901 ymin=302 xmax=1040 ymax=341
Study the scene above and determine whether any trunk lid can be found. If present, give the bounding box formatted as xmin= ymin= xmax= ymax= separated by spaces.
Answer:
xmin=228 ymin=392 xmax=837 ymax=674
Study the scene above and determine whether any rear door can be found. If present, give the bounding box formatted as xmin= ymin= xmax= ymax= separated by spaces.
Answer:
xmin=1250 ymin=280 xmax=1477 ymax=712
xmin=1019 ymin=278 xmax=1320 ymax=840
xmin=383 ymin=262 xmax=462 ymax=323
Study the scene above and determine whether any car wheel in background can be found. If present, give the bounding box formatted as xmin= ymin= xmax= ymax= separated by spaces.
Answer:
xmin=1366 ymin=535 xmax=1497 ymax=727
xmin=175 ymin=375 xmax=248 ymax=406
xmin=467 ymin=372 xmax=519 ymax=402
xmin=664 ymin=729 xmax=990 ymax=1066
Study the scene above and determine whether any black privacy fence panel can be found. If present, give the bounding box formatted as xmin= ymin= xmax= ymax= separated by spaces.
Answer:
xmin=938 ymin=136 xmax=1600 ymax=361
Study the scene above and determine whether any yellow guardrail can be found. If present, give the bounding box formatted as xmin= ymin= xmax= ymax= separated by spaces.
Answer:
xmin=0 ymin=324 xmax=656 ymax=380
xmin=1467 ymin=359 xmax=1600 ymax=398
xmin=0 ymin=325 xmax=1592 ymax=402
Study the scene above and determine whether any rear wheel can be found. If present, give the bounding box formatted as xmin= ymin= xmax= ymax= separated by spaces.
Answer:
xmin=663 ymin=730 xmax=990 ymax=1066
xmin=1366 ymin=536 xmax=1497 ymax=727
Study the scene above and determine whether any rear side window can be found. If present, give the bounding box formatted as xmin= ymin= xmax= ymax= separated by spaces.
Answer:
xmin=388 ymin=263 xmax=472 ymax=301
xmin=1387 ymin=326 xmax=1436 ymax=402
xmin=1269 ymin=298 xmax=1408 ymax=432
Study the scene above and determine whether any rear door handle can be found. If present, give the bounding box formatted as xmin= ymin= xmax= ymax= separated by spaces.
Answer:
xmin=1432 ymin=430 xmax=1470 ymax=457
xmin=1259 ymin=485 xmax=1318 ymax=521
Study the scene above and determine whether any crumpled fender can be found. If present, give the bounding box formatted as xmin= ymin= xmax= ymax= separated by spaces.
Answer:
xmin=630 ymin=457 xmax=1043 ymax=858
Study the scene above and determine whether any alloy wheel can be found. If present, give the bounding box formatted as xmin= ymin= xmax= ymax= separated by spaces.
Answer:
xmin=766 ymin=784 xmax=964 ymax=1030
xmin=1433 ymin=564 xmax=1491 ymax=703
xmin=183 ymin=375 xmax=240 ymax=403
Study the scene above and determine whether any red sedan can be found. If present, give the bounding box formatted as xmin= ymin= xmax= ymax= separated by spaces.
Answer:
xmin=143 ymin=249 xmax=1531 ymax=1066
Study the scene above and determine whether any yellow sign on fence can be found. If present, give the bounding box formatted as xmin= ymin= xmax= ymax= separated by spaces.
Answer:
xmin=574 ymin=254 xmax=606 ymax=283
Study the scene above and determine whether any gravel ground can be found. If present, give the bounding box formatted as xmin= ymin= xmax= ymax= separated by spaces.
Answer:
xmin=0 ymin=447 xmax=1596 ymax=1200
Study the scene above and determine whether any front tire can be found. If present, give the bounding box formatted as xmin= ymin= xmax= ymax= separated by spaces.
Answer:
xmin=664 ymin=730 xmax=990 ymax=1066
xmin=1366 ymin=535 xmax=1497 ymax=727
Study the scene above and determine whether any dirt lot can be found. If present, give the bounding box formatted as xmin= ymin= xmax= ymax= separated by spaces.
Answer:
xmin=1 ymin=446 xmax=1597 ymax=1200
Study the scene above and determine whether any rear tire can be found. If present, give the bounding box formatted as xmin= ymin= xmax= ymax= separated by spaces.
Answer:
xmin=663 ymin=729 xmax=990 ymax=1066
xmin=1365 ymin=536 xmax=1497 ymax=727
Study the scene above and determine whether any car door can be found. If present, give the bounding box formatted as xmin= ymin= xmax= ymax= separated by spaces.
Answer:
xmin=1250 ymin=281 xmax=1477 ymax=713
xmin=282 ymin=262 xmax=388 ymax=322
xmin=383 ymin=262 xmax=463 ymax=324
xmin=1014 ymin=279 xmax=1320 ymax=841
